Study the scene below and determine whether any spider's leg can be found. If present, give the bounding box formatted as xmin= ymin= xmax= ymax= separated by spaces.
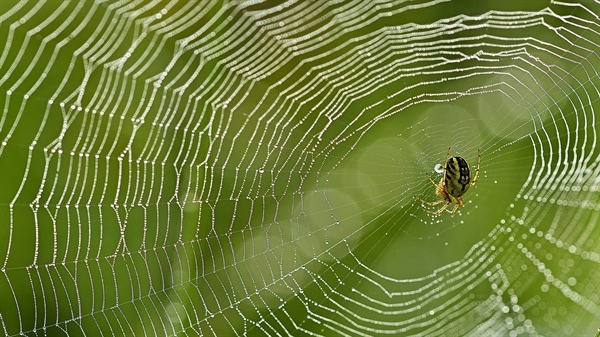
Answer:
xmin=441 ymin=147 xmax=451 ymax=182
xmin=471 ymin=148 xmax=481 ymax=186
xmin=427 ymin=201 xmax=451 ymax=215
xmin=425 ymin=173 xmax=439 ymax=187
xmin=415 ymin=196 xmax=447 ymax=206
xmin=450 ymin=202 xmax=461 ymax=215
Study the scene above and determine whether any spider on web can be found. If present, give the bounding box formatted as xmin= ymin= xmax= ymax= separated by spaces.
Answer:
xmin=415 ymin=147 xmax=480 ymax=215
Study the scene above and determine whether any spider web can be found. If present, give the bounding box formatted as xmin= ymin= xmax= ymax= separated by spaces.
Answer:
xmin=1 ymin=1 xmax=599 ymax=336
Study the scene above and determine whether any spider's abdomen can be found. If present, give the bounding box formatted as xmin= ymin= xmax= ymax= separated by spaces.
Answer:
xmin=444 ymin=156 xmax=471 ymax=197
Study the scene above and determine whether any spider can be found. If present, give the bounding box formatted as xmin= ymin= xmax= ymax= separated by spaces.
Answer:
xmin=415 ymin=147 xmax=480 ymax=215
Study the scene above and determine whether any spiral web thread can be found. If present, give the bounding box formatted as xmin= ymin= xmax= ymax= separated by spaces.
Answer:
xmin=0 ymin=1 xmax=598 ymax=336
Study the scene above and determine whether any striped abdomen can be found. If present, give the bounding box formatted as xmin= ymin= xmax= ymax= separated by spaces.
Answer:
xmin=444 ymin=156 xmax=471 ymax=197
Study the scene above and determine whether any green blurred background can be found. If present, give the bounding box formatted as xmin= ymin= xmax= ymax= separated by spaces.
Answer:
xmin=1 ymin=1 xmax=598 ymax=336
